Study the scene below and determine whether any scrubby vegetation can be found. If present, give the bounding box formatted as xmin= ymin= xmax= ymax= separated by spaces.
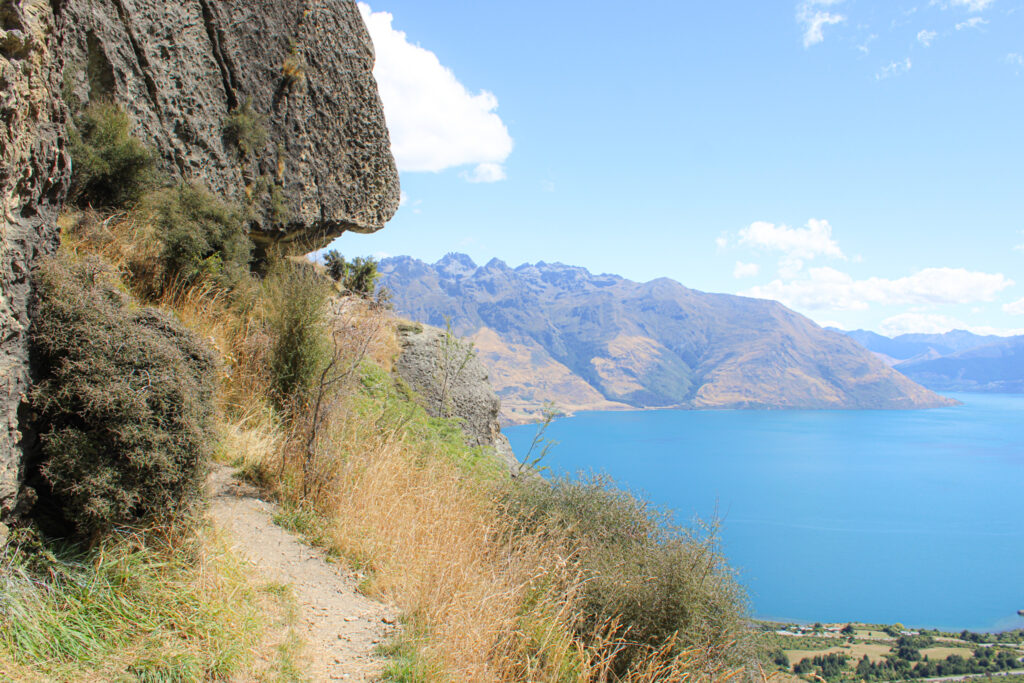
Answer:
xmin=223 ymin=98 xmax=268 ymax=158
xmin=323 ymin=250 xmax=381 ymax=296
xmin=5 ymin=96 xmax=757 ymax=681
xmin=67 ymin=100 xmax=157 ymax=207
xmin=27 ymin=256 xmax=217 ymax=538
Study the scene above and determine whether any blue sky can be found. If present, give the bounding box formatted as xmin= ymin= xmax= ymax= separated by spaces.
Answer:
xmin=323 ymin=0 xmax=1024 ymax=336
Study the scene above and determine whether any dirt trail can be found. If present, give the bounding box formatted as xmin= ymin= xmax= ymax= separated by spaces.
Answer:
xmin=207 ymin=465 xmax=396 ymax=681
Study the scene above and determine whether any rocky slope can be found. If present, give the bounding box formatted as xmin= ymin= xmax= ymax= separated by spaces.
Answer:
xmin=1 ymin=0 xmax=399 ymax=523
xmin=378 ymin=254 xmax=956 ymax=421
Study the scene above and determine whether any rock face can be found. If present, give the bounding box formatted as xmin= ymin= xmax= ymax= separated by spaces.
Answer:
xmin=57 ymin=0 xmax=399 ymax=251
xmin=1 ymin=0 xmax=398 ymax=522
xmin=379 ymin=254 xmax=958 ymax=422
xmin=393 ymin=323 xmax=518 ymax=471
xmin=0 ymin=0 xmax=71 ymax=518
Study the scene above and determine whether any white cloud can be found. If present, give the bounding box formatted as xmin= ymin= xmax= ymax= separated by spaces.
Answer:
xmin=359 ymin=3 xmax=513 ymax=181
xmin=1004 ymin=297 xmax=1024 ymax=315
xmin=879 ymin=313 xmax=969 ymax=335
xmin=797 ymin=0 xmax=846 ymax=48
xmin=733 ymin=262 xmax=760 ymax=278
xmin=947 ymin=0 xmax=995 ymax=11
xmin=398 ymin=190 xmax=409 ymax=206
xmin=461 ymin=162 xmax=506 ymax=183
xmin=955 ymin=17 xmax=988 ymax=29
xmin=917 ymin=29 xmax=938 ymax=46
xmin=880 ymin=312 xmax=1024 ymax=336
xmin=742 ymin=266 xmax=1014 ymax=311
xmin=715 ymin=235 xmax=729 ymax=250
xmin=739 ymin=219 xmax=845 ymax=262
xmin=877 ymin=58 xmax=912 ymax=80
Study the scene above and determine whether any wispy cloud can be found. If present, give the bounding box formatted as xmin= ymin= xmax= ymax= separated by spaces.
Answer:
xmin=1004 ymin=298 xmax=1024 ymax=316
xmin=878 ymin=312 xmax=1024 ymax=336
xmin=742 ymin=266 xmax=1014 ymax=311
xmin=955 ymin=17 xmax=989 ymax=29
xmin=358 ymin=3 xmax=513 ymax=182
xmin=797 ymin=0 xmax=846 ymax=48
xmin=733 ymin=262 xmax=760 ymax=278
xmin=877 ymin=58 xmax=912 ymax=80
xmin=931 ymin=0 xmax=996 ymax=11
xmin=917 ymin=29 xmax=938 ymax=46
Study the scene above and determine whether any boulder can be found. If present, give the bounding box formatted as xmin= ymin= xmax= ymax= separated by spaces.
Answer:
xmin=56 ymin=0 xmax=399 ymax=252
xmin=393 ymin=323 xmax=519 ymax=472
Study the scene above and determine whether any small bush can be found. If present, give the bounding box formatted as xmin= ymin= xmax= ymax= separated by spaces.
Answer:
xmin=28 ymin=256 xmax=218 ymax=537
xmin=264 ymin=262 xmax=331 ymax=409
xmin=68 ymin=100 xmax=157 ymax=208
xmin=147 ymin=183 xmax=252 ymax=293
xmin=222 ymin=99 xmax=268 ymax=159
xmin=322 ymin=250 xmax=379 ymax=296
xmin=499 ymin=474 xmax=749 ymax=674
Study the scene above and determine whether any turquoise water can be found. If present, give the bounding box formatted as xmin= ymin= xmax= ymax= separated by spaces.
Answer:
xmin=504 ymin=394 xmax=1024 ymax=631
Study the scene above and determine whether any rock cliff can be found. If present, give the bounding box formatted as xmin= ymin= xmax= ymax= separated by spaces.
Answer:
xmin=57 ymin=0 xmax=399 ymax=251
xmin=1 ymin=0 xmax=71 ymax=518
xmin=1 ymin=0 xmax=399 ymax=522
xmin=393 ymin=323 xmax=518 ymax=471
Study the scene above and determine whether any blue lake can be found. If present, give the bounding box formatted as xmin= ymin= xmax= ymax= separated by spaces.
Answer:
xmin=504 ymin=393 xmax=1024 ymax=632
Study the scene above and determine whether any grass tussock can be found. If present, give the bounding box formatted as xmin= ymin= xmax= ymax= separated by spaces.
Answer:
xmin=0 ymin=526 xmax=301 ymax=682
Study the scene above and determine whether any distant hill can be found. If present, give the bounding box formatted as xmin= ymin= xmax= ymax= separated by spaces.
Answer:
xmin=836 ymin=329 xmax=1004 ymax=365
xmin=836 ymin=329 xmax=1024 ymax=393
xmin=378 ymin=254 xmax=955 ymax=422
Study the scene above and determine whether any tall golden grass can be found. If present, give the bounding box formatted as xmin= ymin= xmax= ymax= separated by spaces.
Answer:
xmin=60 ymin=207 xmax=755 ymax=682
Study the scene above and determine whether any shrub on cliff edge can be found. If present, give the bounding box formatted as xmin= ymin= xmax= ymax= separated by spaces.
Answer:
xmin=28 ymin=256 xmax=217 ymax=537
xmin=68 ymin=100 xmax=158 ymax=208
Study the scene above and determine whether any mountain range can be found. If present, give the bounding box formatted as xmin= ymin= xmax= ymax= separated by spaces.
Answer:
xmin=837 ymin=329 xmax=1024 ymax=394
xmin=377 ymin=254 xmax=955 ymax=422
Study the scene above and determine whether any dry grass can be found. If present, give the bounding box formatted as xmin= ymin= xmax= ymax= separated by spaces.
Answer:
xmin=57 ymin=205 xmax=754 ymax=683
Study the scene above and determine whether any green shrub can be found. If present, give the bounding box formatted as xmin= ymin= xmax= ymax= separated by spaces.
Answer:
xmin=28 ymin=256 xmax=218 ymax=537
xmin=222 ymin=99 xmax=268 ymax=159
xmin=499 ymin=474 xmax=749 ymax=674
xmin=68 ymin=100 xmax=157 ymax=208
xmin=322 ymin=250 xmax=379 ymax=296
xmin=264 ymin=262 xmax=331 ymax=409
xmin=147 ymin=183 xmax=252 ymax=292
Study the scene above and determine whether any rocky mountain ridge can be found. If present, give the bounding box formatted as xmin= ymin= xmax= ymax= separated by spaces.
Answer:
xmin=378 ymin=254 xmax=956 ymax=422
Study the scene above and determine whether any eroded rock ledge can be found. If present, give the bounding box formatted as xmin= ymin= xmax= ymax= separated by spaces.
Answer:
xmin=57 ymin=0 xmax=400 ymax=252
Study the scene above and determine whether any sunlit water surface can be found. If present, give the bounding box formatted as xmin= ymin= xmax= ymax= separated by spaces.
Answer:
xmin=505 ymin=393 xmax=1024 ymax=631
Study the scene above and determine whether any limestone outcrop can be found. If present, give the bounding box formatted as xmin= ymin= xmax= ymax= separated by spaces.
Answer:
xmin=0 ymin=0 xmax=71 ymax=518
xmin=393 ymin=323 xmax=519 ymax=472
xmin=57 ymin=0 xmax=399 ymax=251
